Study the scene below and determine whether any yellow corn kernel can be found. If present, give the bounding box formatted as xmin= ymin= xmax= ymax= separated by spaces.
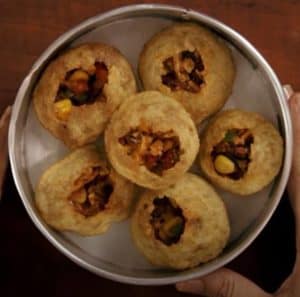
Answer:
xmin=54 ymin=99 xmax=72 ymax=121
xmin=214 ymin=155 xmax=235 ymax=174
xmin=69 ymin=70 xmax=89 ymax=81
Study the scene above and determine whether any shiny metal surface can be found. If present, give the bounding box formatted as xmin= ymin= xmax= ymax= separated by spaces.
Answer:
xmin=8 ymin=4 xmax=292 ymax=285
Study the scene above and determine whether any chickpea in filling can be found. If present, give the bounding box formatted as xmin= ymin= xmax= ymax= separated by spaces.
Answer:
xmin=150 ymin=196 xmax=185 ymax=246
xmin=69 ymin=166 xmax=114 ymax=217
xmin=211 ymin=129 xmax=254 ymax=180
xmin=161 ymin=50 xmax=205 ymax=93
xmin=118 ymin=128 xmax=182 ymax=175
xmin=54 ymin=62 xmax=108 ymax=121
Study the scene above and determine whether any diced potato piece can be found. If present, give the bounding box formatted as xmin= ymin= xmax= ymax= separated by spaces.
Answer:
xmin=163 ymin=140 xmax=174 ymax=151
xmin=139 ymin=135 xmax=152 ymax=154
xmin=150 ymin=140 xmax=163 ymax=156
xmin=214 ymin=155 xmax=235 ymax=174
xmin=54 ymin=99 xmax=72 ymax=121
xmin=161 ymin=211 xmax=173 ymax=222
xmin=74 ymin=167 xmax=98 ymax=187
xmin=182 ymin=58 xmax=195 ymax=73
xmin=158 ymin=229 xmax=168 ymax=242
xmin=68 ymin=80 xmax=89 ymax=94
xmin=71 ymin=188 xmax=86 ymax=204
xmin=69 ymin=70 xmax=89 ymax=81
xmin=162 ymin=216 xmax=183 ymax=238
xmin=87 ymin=192 xmax=97 ymax=204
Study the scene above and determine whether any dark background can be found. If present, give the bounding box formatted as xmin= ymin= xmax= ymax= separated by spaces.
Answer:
xmin=0 ymin=1 xmax=299 ymax=296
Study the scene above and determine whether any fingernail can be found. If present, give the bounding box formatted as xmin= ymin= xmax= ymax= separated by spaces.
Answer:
xmin=283 ymin=84 xmax=294 ymax=100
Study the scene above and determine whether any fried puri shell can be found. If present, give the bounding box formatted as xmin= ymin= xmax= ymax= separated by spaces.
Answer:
xmin=35 ymin=146 xmax=135 ymax=236
xmin=199 ymin=109 xmax=283 ymax=195
xmin=139 ymin=23 xmax=235 ymax=124
xmin=131 ymin=173 xmax=230 ymax=270
xmin=33 ymin=43 xmax=137 ymax=148
xmin=104 ymin=91 xmax=199 ymax=190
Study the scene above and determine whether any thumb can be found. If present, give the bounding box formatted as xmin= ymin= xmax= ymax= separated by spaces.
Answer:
xmin=176 ymin=268 xmax=272 ymax=297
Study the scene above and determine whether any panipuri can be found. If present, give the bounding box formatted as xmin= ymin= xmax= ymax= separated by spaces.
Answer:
xmin=139 ymin=23 xmax=235 ymax=124
xmin=34 ymin=43 xmax=137 ymax=148
xmin=35 ymin=146 xmax=135 ymax=236
xmin=131 ymin=173 xmax=230 ymax=270
xmin=199 ymin=109 xmax=283 ymax=195
xmin=105 ymin=91 xmax=199 ymax=189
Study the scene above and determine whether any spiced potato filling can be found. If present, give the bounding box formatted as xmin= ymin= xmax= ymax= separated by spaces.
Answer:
xmin=69 ymin=166 xmax=113 ymax=217
xmin=118 ymin=128 xmax=182 ymax=175
xmin=54 ymin=62 xmax=108 ymax=120
xmin=161 ymin=50 xmax=205 ymax=93
xmin=211 ymin=128 xmax=254 ymax=180
xmin=150 ymin=196 xmax=185 ymax=246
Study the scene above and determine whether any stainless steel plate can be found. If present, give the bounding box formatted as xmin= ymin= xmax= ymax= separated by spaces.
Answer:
xmin=9 ymin=4 xmax=292 ymax=285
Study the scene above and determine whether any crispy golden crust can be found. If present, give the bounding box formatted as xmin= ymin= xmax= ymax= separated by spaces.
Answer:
xmin=35 ymin=146 xmax=135 ymax=236
xmin=199 ymin=109 xmax=284 ymax=195
xmin=139 ymin=23 xmax=235 ymax=124
xmin=131 ymin=173 xmax=230 ymax=270
xmin=33 ymin=43 xmax=137 ymax=148
xmin=104 ymin=91 xmax=199 ymax=189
